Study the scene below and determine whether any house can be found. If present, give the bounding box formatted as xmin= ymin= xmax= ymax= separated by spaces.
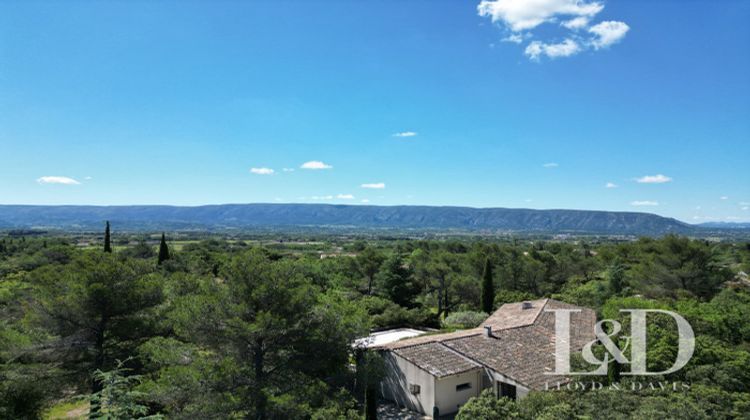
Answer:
xmin=375 ymin=298 xmax=596 ymax=417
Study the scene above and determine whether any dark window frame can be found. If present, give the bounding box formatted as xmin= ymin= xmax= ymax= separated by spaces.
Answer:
xmin=456 ymin=382 xmax=472 ymax=392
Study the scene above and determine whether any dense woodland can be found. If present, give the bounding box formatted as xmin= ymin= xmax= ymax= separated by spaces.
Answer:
xmin=1 ymin=227 xmax=749 ymax=419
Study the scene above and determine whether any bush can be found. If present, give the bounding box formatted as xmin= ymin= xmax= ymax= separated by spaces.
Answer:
xmin=442 ymin=311 xmax=488 ymax=329
xmin=456 ymin=389 xmax=520 ymax=420
xmin=494 ymin=290 xmax=536 ymax=306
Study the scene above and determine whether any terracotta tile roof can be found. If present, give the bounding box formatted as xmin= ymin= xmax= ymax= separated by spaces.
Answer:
xmin=393 ymin=342 xmax=482 ymax=378
xmin=481 ymin=298 xmax=549 ymax=330
xmin=382 ymin=299 xmax=597 ymax=390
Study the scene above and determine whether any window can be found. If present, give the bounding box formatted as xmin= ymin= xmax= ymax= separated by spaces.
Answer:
xmin=456 ymin=382 xmax=472 ymax=392
xmin=409 ymin=384 xmax=420 ymax=395
xmin=499 ymin=382 xmax=517 ymax=399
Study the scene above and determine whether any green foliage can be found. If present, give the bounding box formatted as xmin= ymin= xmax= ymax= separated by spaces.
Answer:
xmin=0 ymin=376 xmax=46 ymax=419
xmin=1 ymin=233 xmax=748 ymax=418
xmin=494 ymin=289 xmax=536 ymax=306
xmin=481 ymin=258 xmax=494 ymax=313
xmin=375 ymin=253 xmax=419 ymax=308
xmin=442 ymin=310 xmax=488 ymax=329
xmin=90 ymin=359 xmax=161 ymax=419
xmin=456 ymin=389 xmax=520 ymax=419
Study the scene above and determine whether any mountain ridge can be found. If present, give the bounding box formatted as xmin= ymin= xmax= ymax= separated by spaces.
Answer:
xmin=0 ymin=203 xmax=694 ymax=235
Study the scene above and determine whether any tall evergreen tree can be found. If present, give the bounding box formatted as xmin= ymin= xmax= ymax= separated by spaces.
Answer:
xmin=103 ymin=221 xmax=112 ymax=253
xmin=481 ymin=258 xmax=494 ymax=313
xmin=375 ymin=254 xmax=418 ymax=308
xmin=157 ymin=233 xmax=170 ymax=265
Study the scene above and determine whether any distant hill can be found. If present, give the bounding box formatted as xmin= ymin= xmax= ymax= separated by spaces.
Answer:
xmin=0 ymin=204 xmax=694 ymax=235
xmin=696 ymin=222 xmax=750 ymax=229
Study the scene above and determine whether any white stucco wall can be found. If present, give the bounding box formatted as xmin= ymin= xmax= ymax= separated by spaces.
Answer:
xmin=433 ymin=369 xmax=483 ymax=415
xmin=380 ymin=352 xmax=435 ymax=415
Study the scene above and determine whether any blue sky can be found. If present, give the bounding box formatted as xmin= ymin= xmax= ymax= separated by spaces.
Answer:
xmin=1 ymin=0 xmax=748 ymax=223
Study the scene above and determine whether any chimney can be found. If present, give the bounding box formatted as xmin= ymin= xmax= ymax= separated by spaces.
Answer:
xmin=522 ymin=301 xmax=533 ymax=310
xmin=484 ymin=326 xmax=492 ymax=337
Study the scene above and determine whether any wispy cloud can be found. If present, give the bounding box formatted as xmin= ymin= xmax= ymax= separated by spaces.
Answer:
xmin=605 ymin=182 xmax=618 ymax=189
xmin=361 ymin=199 xmax=370 ymax=203
xmin=300 ymin=161 xmax=333 ymax=170
xmin=393 ymin=131 xmax=418 ymax=138
xmin=502 ymin=33 xmax=525 ymax=44
xmin=477 ymin=0 xmax=629 ymax=60
xmin=631 ymin=200 xmax=659 ymax=206
xmin=337 ymin=194 xmax=355 ymax=200
xmin=310 ymin=195 xmax=334 ymax=200
xmin=636 ymin=174 xmax=672 ymax=184
xmin=562 ymin=16 xmax=590 ymax=30
xmin=361 ymin=182 xmax=385 ymax=189
xmin=542 ymin=162 xmax=559 ymax=168
xmin=282 ymin=168 xmax=295 ymax=172
xmin=526 ymin=39 xmax=581 ymax=60
xmin=720 ymin=196 xmax=729 ymax=200
xmin=37 ymin=176 xmax=81 ymax=185
xmin=250 ymin=167 xmax=274 ymax=175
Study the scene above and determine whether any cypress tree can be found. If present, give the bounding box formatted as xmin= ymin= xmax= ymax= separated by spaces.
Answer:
xmin=104 ymin=221 xmax=112 ymax=253
xmin=481 ymin=258 xmax=494 ymax=314
xmin=157 ymin=233 xmax=170 ymax=265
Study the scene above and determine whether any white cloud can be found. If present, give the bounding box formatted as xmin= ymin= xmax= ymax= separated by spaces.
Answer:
xmin=720 ymin=196 xmax=729 ymax=200
xmin=84 ymin=176 xmax=93 ymax=180
xmin=631 ymin=200 xmax=659 ymax=206
xmin=562 ymin=16 xmax=590 ymax=30
xmin=605 ymin=182 xmax=618 ymax=188
xmin=477 ymin=0 xmax=628 ymax=60
xmin=36 ymin=176 xmax=81 ymax=185
xmin=542 ymin=162 xmax=559 ymax=167
xmin=636 ymin=174 xmax=672 ymax=184
xmin=336 ymin=194 xmax=355 ymax=199
xmin=361 ymin=183 xmax=385 ymax=189
xmin=742 ymin=207 xmax=749 ymax=211
xmin=310 ymin=195 xmax=334 ymax=200
xmin=250 ymin=167 xmax=274 ymax=175
xmin=477 ymin=0 xmax=603 ymax=31
xmin=525 ymin=39 xmax=581 ymax=60
xmin=300 ymin=161 xmax=333 ymax=170
xmin=282 ymin=168 xmax=295 ymax=172
xmin=588 ymin=21 xmax=630 ymax=49
xmin=361 ymin=199 xmax=370 ymax=203
xmin=393 ymin=131 xmax=418 ymax=138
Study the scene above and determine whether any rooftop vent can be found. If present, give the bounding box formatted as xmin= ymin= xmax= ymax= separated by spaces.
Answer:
xmin=521 ymin=301 xmax=533 ymax=310
xmin=484 ymin=326 xmax=493 ymax=337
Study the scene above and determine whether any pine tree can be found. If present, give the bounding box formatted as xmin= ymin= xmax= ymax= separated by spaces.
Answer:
xmin=103 ymin=221 xmax=112 ymax=253
xmin=481 ymin=258 xmax=495 ymax=314
xmin=157 ymin=233 xmax=170 ymax=265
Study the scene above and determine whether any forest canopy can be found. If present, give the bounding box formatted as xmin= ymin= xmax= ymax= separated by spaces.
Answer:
xmin=0 ymin=231 xmax=749 ymax=419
